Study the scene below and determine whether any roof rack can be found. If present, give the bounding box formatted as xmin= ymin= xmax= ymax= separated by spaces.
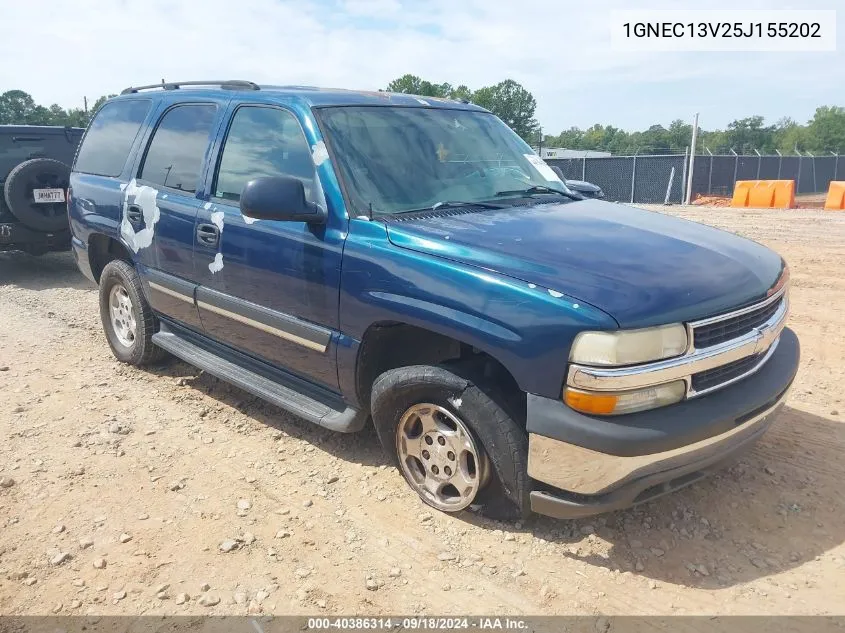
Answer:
xmin=120 ymin=80 xmax=260 ymax=95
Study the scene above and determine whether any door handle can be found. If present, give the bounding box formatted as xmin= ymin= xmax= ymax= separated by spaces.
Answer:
xmin=196 ymin=223 xmax=220 ymax=247
xmin=126 ymin=204 xmax=143 ymax=226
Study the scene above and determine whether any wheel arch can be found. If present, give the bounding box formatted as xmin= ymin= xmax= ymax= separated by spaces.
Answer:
xmin=354 ymin=320 xmax=526 ymax=423
xmin=88 ymin=233 xmax=134 ymax=283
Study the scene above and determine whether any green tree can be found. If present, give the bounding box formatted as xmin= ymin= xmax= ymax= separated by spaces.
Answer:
xmin=470 ymin=79 xmax=538 ymax=141
xmin=724 ymin=116 xmax=773 ymax=153
xmin=386 ymin=74 xmax=452 ymax=98
xmin=806 ymin=106 xmax=845 ymax=153
xmin=0 ymin=90 xmax=38 ymax=124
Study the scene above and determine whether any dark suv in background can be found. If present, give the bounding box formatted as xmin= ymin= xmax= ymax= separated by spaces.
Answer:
xmin=1 ymin=125 xmax=84 ymax=255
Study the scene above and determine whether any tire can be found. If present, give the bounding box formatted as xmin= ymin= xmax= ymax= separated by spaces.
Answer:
xmin=371 ymin=365 xmax=529 ymax=520
xmin=98 ymin=259 xmax=166 ymax=366
xmin=3 ymin=158 xmax=71 ymax=232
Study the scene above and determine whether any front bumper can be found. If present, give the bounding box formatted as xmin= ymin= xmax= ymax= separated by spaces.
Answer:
xmin=527 ymin=327 xmax=800 ymax=519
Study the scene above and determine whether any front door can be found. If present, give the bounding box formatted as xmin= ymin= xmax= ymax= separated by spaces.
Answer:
xmin=193 ymin=104 xmax=343 ymax=391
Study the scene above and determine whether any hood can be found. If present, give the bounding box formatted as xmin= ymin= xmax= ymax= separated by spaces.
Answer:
xmin=384 ymin=200 xmax=784 ymax=328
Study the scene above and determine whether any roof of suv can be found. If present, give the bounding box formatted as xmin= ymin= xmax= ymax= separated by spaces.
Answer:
xmin=117 ymin=80 xmax=488 ymax=111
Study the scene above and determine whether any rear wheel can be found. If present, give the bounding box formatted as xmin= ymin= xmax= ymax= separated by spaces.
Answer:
xmin=98 ymin=259 xmax=166 ymax=365
xmin=371 ymin=365 xmax=529 ymax=519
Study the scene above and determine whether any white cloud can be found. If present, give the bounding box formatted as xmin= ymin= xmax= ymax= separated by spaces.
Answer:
xmin=1 ymin=0 xmax=842 ymax=132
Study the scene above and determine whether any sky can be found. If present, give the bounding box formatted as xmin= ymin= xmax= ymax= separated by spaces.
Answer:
xmin=0 ymin=0 xmax=841 ymax=134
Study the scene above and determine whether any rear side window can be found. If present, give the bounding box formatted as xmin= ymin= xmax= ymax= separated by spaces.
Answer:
xmin=213 ymin=106 xmax=316 ymax=203
xmin=140 ymin=104 xmax=217 ymax=193
xmin=74 ymin=100 xmax=151 ymax=177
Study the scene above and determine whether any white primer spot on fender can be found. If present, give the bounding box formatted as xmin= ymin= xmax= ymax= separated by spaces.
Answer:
xmin=203 ymin=202 xmax=212 ymax=210
xmin=548 ymin=289 xmax=564 ymax=298
xmin=573 ymin=303 xmax=580 ymax=309
xmin=311 ymin=140 xmax=329 ymax=166
xmin=242 ymin=215 xmax=259 ymax=225
xmin=528 ymin=283 xmax=536 ymax=289
xmin=208 ymin=252 xmax=224 ymax=274
xmin=416 ymin=98 xmax=430 ymax=106
xmin=210 ymin=211 xmax=224 ymax=232
xmin=449 ymin=397 xmax=462 ymax=409
xmin=120 ymin=178 xmax=160 ymax=253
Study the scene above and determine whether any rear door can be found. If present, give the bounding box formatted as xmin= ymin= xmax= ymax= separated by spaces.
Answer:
xmin=130 ymin=100 xmax=226 ymax=330
xmin=192 ymin=103 xmax=343 ymax=390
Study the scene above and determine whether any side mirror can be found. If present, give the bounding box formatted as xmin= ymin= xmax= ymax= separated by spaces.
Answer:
xmin=240 ymin=176 xmax=326 ymax=224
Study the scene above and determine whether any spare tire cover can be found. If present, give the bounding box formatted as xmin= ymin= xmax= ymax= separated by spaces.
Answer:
xmin=3 ymin=158 xmax=71 ymax=232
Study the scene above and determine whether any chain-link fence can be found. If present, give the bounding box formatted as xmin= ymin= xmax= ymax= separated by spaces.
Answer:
xmin=689 ymin=153 xmax=844 ymax=197
xmin=547 ymin=153 xmax=843 ymax=204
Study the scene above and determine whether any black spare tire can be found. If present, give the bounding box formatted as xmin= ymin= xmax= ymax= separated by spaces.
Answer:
xmin=4 ymin=158 xmax=71 ymax=232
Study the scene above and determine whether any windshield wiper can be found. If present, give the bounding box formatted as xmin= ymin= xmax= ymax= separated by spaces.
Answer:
xmin=494 ymin=185 xmax=581 ymax=200
xmin=394 ymin=200 xmax=506 ymax=214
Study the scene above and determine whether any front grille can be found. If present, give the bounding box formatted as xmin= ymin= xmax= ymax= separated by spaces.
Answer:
xmin=693 ymin=296 xmax=783 ymax=349
xmin=691 ymin=354 xmax=763 ymax=393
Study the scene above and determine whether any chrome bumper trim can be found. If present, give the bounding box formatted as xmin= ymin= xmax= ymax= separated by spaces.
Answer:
xmin=527 ymin=386 xmax=789 ymax=496
xmin=567 ymin=291 xmax=788 ymax=397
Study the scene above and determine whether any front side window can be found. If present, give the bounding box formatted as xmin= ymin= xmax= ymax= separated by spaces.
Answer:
xmin=74 ymin=99 xmax=151 ymax=177
xmin=316 ymin=106 xmax=568 ymax=215
xmin=140 ymin=104 xmax=217 ymax=193
xmin=214 ymin=106 xmax=317 ymax=203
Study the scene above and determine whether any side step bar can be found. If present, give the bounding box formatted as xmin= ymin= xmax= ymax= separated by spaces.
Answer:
xmin=152 ymin=326 xmax=366 ymax=433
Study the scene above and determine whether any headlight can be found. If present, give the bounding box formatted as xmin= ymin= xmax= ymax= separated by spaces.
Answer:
xmin=569 ymin=324 xmax=688 ymax=366
xmin=564 ymin=381 xmax=686 ymax=416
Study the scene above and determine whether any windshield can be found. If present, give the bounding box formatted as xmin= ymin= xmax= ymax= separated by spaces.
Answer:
xmin=316 ymin=106 xmax=570 ymax=215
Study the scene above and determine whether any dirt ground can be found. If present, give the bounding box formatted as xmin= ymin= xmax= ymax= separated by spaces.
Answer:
xmin=1 ymin=206 xmax=844 ymax=617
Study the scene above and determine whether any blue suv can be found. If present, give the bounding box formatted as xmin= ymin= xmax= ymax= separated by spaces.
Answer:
xmin=69 ymin=80 xmax=799 ymax=520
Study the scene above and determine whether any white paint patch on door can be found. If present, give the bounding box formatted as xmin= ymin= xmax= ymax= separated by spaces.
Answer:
xmin=119 ymin=179 xmax=161 ymax=253
xmin=208 ymin=252 xmax=224 ymax=274
xmin=210 ymin=210 xmax=225 ymax=232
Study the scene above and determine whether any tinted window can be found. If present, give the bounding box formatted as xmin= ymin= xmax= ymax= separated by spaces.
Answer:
xmin=214 ymin=106 xmax=316 ymax=202
xmin=74 ymin=100 xmax=151 ymax=177
xmin=140 ymin=104 xmax=217 ymax=193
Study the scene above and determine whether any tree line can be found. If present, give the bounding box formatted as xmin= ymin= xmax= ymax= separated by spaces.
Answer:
xmin=4 ymin=82 xmax=844 ymax=156
xmin=0 ymin=90 xmax=113 ymax=128
xmin=386 ymin=75 xmax=845 ymax=155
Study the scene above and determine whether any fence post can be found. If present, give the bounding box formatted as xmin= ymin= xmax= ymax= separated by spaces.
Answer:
xmin=706 ymin=148 xmax=713 ymax=195
xmin=796 ymin=149 xmax=802 ymax=194
xmin=755 ymin=149 xmax=761 ymax=179
xmin=776 ymin=149 xmax=782 ymax=179
xmin=630 ymin=152 xmax=637 ymax=203
xmin=808 ymin=152 xmax=817 ymax=192
xmin=731 ymin=149 xmax=739 ymax=194
xmin=685 ymin=113 xmax=699 ymax=205
xmin=834 ymin=152 xmax=839 ymax=182
xmin=582 ymin=152 xmax=587 ymax=181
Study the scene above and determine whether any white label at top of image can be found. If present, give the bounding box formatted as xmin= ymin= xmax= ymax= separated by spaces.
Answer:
xmin=610 ymin=10 xmax=836 ymax=52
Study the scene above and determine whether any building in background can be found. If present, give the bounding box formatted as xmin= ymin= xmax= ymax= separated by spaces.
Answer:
xmin=533 ymin=147 xmax=612 ymax=159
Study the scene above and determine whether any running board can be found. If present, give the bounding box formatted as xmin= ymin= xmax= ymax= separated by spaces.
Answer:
xmin=152 ymin=326 xmax=366 ymax=433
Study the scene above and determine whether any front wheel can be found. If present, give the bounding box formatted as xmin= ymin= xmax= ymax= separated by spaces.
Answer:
xmin=371 ymin=365 xmax=529 ymax=519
